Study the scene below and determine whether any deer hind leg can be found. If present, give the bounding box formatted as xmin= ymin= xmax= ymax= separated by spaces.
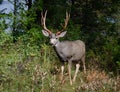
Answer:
xmin=68 ymin=60 xmax=72 ymax=85
xmin=81 ymin=55 xmax=86 ymax=73
xmin=73 ymin=63 xmax=80 ymax=82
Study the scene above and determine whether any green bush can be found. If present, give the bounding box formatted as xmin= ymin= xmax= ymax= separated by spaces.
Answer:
xmin=0 ymin=29 xmax=12 ymax=47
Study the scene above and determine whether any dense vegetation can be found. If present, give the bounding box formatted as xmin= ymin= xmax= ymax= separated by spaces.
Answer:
xmin=0 ymin=0 xmax=120 ymax=91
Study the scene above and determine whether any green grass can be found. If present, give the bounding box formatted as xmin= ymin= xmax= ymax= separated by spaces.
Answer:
xmin=0 ymin=43 xmax=120 ymax=92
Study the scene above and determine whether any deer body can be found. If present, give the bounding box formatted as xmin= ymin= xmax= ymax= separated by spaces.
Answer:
xmin=41 ymin=11 xmax=86 ymax=85
xmin=54 ymin=40 xmax=85 ymax=63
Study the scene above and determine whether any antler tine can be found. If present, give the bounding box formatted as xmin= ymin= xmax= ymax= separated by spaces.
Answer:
xmin=64 ymin=12 xmax=70 ymax=29
xmin=41 ymin=10 xmax=52 ymax=34
xmin=56 ymin=12 xmax=70 ymax=35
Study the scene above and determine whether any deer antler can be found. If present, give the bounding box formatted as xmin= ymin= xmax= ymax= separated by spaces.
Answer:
xmin=41 ymin=10 xmax=52 ymax=34
xmin=56 ymin=12 xmax=70 ymax=35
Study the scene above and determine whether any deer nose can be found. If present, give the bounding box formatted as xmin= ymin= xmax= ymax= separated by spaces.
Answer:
xmin=50 ymin=39 xmax=56 ymax=45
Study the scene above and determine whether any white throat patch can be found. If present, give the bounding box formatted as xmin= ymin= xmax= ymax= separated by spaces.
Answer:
xmin=50 ymin=38 xmax=58 ymax=46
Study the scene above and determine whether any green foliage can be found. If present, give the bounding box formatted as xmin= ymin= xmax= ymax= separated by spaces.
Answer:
xmin=0 ymin=19 xmax=12 ymax=46
xmin=0 ymin=30 xmax=12 ymax=46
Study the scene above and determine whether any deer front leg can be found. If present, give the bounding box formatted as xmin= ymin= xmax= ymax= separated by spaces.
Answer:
xmin=73 ymin=63 xmax=80 ymax=82
xmin=60 ymin=65 xmax=64 ymax=81
xmin=68 ymin=60 xmax=72 ymax=85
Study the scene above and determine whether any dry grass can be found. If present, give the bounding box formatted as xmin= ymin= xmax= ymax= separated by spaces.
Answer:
xmin=76 ymin=69 xmax=120 ymax=92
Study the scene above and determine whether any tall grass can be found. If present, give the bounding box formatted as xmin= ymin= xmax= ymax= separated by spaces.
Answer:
xmin=0 ymin=42 xmax=120 ymax=92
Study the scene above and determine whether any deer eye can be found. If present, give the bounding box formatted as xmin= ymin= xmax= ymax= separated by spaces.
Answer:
xmin=56 ymin=37 xmax=58 ymax=39
xmin=49 ymin=35 xmax=52 ymax=38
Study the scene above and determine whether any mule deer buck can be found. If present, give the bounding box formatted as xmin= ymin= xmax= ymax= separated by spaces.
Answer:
xmin=41 ymin=11 xmax=86 ymax=85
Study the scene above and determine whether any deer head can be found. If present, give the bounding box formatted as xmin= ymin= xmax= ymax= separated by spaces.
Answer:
xmin=41 ymin=10 xmax=70 ymax=46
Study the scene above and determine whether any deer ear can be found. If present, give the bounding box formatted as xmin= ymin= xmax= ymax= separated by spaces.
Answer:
xmin=56 ymin=31 xmax=67 ymax=38
xmin=42 ymin=30 xmax=49 ymax=37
